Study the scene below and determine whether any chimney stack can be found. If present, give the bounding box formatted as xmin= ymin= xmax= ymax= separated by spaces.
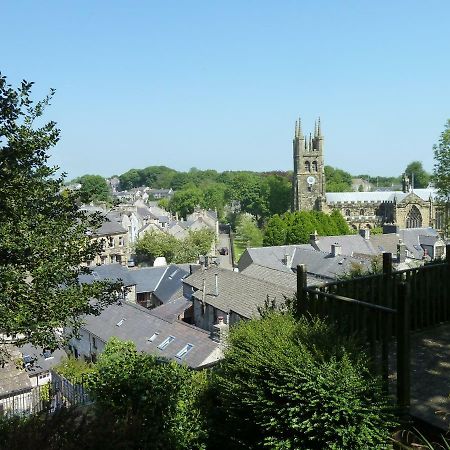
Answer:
xmin=397 ymin=239 xmax=407 ymax=263
xmin=331 ymin=243 xmax=342 ymax=257
xmin=211 ymin=316 xmax=229 ymax=344
xmin=359 ymin=228 xmax=370 ymax=240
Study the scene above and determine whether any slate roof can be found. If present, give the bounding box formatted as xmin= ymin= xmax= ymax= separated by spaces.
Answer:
xmin=184 ymin=267 xmax=294 ymax=319
xmin=398 ymin=228 xmax=440 ymax=259
xmin=79 ymin=264 xmax=136 ymax=287
xmin=80 ymin=301 xmax=219 ymax=368
xmin=154 ymin=265 xmax=190 ymax=304
xmin=290 ymin=247 xmax=370 ymax=280
xmin=20 ymin=345 xmax=67 ymax=377
xmin=0 ymin=349 xmax=32 ymax=395
xmin=128 ymin=267 xmax=167 ymax=293
xmin=325 ymin=188 xmax=437 ymax=204
xmin=94 ymin=213 xmax=127 ymax=236
xmin=150 ymin=297 xmax=192 ymax=323
xmin=311 ymin=233 xmax=399 ymax=257
xmin=240 ymin=263 xmax=322 ymax=288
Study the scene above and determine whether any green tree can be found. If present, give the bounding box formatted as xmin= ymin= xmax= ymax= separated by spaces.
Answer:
xmin=263 ymin=214 xmax=288 ymax=246
xmin=265 ymin=174 xmax=291 ymax=216
xmin=325 ymin=165 xmax=353 ymax=192
xmin=0 ymin=74 xmax=121 ymax=356
xmin=77 ymin=174 xmax=110 ymax=203
xmin=87 ymin=337 xmax=208 ymax=450
xmin=211 ymin=312 xmax=395 ymax=450
xmin=135 ymin=231 xmax=179 ymax=264
xmin=169 ymin=187 xmax=204 ymax=218
xmin=433 ymin=120 xmax=450 ymax=200
xmin=235 ymin=214 xmax=263 ymax=248
xmin=404 ymin=160 xmax=430 ymax=188
xmin=119 ymin=168 xmax=142 ymax=190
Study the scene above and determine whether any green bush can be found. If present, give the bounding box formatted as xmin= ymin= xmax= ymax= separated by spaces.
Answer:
xmin=210 ymin=312 xmax=395 ymax=450
xmin=86 ymin=337 xmax=208 ymax=450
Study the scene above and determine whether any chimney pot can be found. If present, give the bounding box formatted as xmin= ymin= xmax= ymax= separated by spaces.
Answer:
xmin=331 ymin=243 xmax=342 ymax=257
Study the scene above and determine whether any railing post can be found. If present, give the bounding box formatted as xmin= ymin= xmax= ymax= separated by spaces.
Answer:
xmin=296 ymin=264 xmax=307 ymax=318
xmin=397 ymin=281 xmax=411 ymax=418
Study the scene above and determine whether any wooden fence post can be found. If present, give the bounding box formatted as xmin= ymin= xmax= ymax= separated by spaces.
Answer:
xmin=383 ymin=252 xmax=393 ymax=275
xmin=296 ymin=264 xmax=307 ymax=318
xmin=397 ymin=281 xmax=411 ymax=417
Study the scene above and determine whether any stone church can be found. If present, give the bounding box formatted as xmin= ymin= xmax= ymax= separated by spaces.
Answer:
xmin=292 ymin=118 xmax=445 ymax=231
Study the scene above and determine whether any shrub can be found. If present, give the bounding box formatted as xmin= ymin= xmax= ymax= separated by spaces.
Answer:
xmin=210 ymin=312 xmax=395 ymax=450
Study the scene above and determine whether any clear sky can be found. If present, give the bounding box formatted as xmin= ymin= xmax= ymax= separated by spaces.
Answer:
xmin=2 ymin=1 xmax=449 ymax=179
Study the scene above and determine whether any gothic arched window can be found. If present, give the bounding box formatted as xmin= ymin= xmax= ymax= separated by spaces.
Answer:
xmin=305 ymin=161 xmax=310 ymax=172
xmin=345 ymin=209 xmax=351 ymax=217
xmin=312 ymin=161 xmax=318 ymax=172
xmin=406 ymin=205 xmax=422 ymax=228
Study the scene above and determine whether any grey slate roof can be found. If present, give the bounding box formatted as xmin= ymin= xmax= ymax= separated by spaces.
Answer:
xmin=290 ymin=247 xmax=370 ymax=280
xmin=79 ymin=264 xmax=136 ymax=287
xmin=239 ymin=245 xmax=371 ymax=281
xmin=93 ymin=211 xmax=127 ymax=236
xmin=128 ymin=267 xmax=167 ymax=293
xmin=398 ymin=227 xmax=440 ymax=259
xmin=0 ymin=349 xmax=32 ymax=395
xmin=20 ymin=345 xmax=67 ymax=377
xmin=325 ymin=188 xmax=437 ymax=204
xmin=154 ymin=265 xmax=190 ymax=304
xmin=311 ymin=233 xmax=399 ymax=258
xmin=184 ymin=267 xmax=294 ymax=319
xmin=81 ymin=301 xmax=219 ymax=369
xmin=150 ymin=297 xmax=192 ymax=323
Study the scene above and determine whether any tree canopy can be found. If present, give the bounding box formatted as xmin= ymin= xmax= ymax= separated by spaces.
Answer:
xmin=433 ymin=120 xmax=450 ymax=200
xmin=76 ymin=174 xmax=110 ymax=203
xmin=263 ymin=210 xmax=351 ymax=246
xmin=211 ymin=312 xmax=395 ymax=449
xmin=404 ymin=160 xmax=430 ymax=188
xmin=0 ymin=74 xmax=120 ymax=356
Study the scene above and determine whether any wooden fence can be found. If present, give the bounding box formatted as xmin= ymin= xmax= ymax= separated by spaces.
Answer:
xmin=295 ymin=245 xmax=450 ymax=413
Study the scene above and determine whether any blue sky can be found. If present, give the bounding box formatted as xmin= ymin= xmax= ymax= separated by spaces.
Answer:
xmin=2 ymin=1 xmax=449 ymax=179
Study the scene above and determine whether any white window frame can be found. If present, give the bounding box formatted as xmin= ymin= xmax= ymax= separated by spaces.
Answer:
xmin=175 ymin=343 xmax=194 ymax=359
xmin=158 ymin=336 xmax=175 ymax=350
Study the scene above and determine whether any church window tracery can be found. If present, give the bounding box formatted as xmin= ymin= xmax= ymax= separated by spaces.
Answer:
xmin=312 ymin=161 xmax=318 ymax=172
xmin=406 ymin=205 xmax=422 ymax=228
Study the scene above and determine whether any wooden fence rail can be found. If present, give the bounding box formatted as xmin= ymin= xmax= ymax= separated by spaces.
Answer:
xmin=295 ymin=245 xmax=450 ymax=412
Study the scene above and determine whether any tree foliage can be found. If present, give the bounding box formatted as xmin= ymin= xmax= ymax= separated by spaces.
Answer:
xmin=135 ymin=228 xmax=215 ymax=264
xmin=264 ymin=210 xmax=351 ymax=246
xmin=325 ymin=165 xmax=353 ymax=192
xmin=0 ymin=74 xmax=121 ymax=355
xmin=404 ymin=160 xmax=430 ymax=189
xmin=87 ymin=337 xmax=208 ymax=450
xmin=235 ymin=213 xmax=263 ymax=248
xmin=76 ymin=174 xmax=110 ymax=203
xmin=433 ymin=120 xmax=450 ymax=200
xmin=210 ymin=312 xmax=395 ymax=450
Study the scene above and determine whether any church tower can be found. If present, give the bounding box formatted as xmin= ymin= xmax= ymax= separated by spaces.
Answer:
xmin=292 ymin=117 xmax=325 ymax=211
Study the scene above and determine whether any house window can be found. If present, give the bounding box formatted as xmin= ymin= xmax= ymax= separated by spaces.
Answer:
xmin=108 ymin=237 xmax=115 ymax=248
xmin=158 ymin=336 xmax=175 ymax=350
xmin=92 ymin=337 xmax=97 ymax=349
xmin=345 ymin=209 xmax=351 ymax=217
xmin=100 ymin=255 xmax=107 ymax=265
xmin=119 ymin=236 xmax=124 ymax=246
xmin=148 ymin=332 xmax=159 ymax=343
xmin=116 ymin=255 xmax=122 ymax=264
xmin=360 ymin=209 xmax=365 ymax=216
xmin=176 ymin=344 xmax=194 ymax=359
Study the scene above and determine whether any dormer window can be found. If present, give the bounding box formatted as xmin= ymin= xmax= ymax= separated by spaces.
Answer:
xmin=158 ymin=336 xmax=175 ymax=350
xmin=176 ymin=344 xmax=194 ymax=359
